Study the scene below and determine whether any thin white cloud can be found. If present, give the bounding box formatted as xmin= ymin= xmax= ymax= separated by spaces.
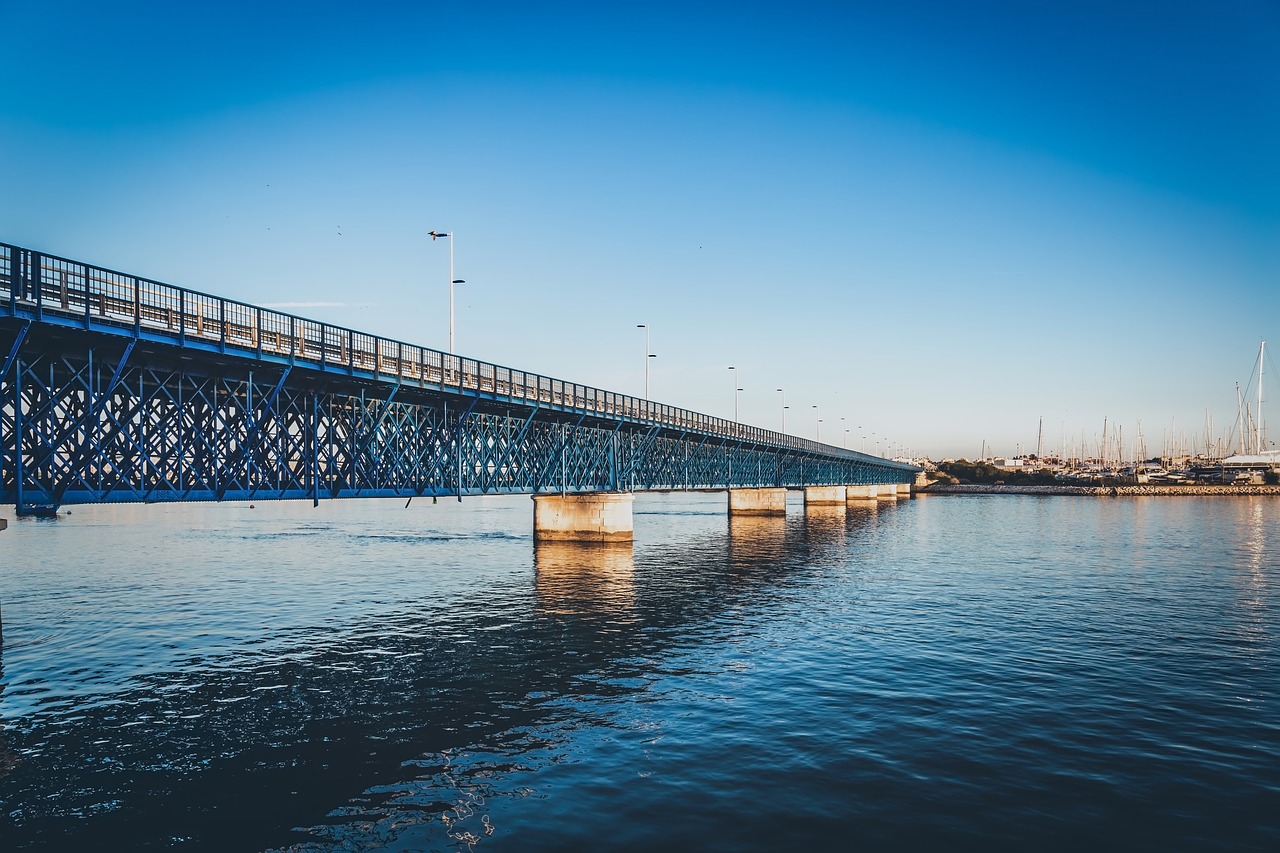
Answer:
xmin=259 ymin=301 xmax=354 ymax=309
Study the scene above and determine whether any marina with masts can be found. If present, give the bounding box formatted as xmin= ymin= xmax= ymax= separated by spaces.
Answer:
xmin=925 ymin=341 xmax=1279 ymax=488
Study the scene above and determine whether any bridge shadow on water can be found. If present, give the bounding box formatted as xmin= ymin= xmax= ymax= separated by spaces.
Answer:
xmin=0 ymin=496 xmax=899 ymax=852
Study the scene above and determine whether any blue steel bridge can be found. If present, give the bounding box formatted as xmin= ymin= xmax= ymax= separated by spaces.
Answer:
xmin=1 ymin=242 xmax=917 ymax=513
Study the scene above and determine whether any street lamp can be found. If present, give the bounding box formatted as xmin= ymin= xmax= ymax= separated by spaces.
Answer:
xmin=637 ymin=324 xmax=656 ymax=398
xmin=841 ymin=416 xmax=847 ymax=448
xmin=776 ymin=388 xmax=786 ymax=433
xmin=728 ymin=366 xmax=741 ymax=421
xmin=812 ymin=404 xmax=820 ymax=442
xmin=429 ymin=230 xmax=465 ymax=354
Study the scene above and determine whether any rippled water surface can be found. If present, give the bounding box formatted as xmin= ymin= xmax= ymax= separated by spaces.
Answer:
xmin=1 ymin=493 xmax=1278 ymax=850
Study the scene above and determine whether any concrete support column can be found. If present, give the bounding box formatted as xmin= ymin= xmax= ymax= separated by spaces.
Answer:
xmin=896 ymin=483 xmax=913 ymax=499
xmin=533 ymin=492 xmax=634 ymax=542
xmin=804 ymin=485 xmax=846 ymax=507
xmin=846 ymin=485 xmax=878 ymax=504
xmin=874 ymin=484 xmax=899 ymax=502
xmin=729 ymin=487 xmax=787 ymax=516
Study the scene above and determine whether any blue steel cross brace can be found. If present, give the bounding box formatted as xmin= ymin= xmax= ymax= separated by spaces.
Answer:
xmin=0 ymin=241 xmax=917 ymax=511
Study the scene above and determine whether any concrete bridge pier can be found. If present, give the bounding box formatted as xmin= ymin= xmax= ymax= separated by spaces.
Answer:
xmin=846 ymin=485 xmax=878 ymax=505
xmin=533 ymin=492 xmax=634 ymax=542
xmin=897 ymin=484 xmax=913 ymax=499
xmin=804 ymin=486 xmax=846 ymax=509
xmin=875 ymin=485 xmax=900 ymax=502
xmin=728 ymin=487 xmax=787 ymax=516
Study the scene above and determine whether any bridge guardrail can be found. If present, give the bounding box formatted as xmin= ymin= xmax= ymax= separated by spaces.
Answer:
xmin=1 ymin=242 xmax=913 ymax=470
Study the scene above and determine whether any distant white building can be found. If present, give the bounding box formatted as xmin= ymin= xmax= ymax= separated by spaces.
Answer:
xmin=1218 ymin=452 xmax=1280 ymax=469
xmin=1194 ymin=452 xmax=1279 ymax=483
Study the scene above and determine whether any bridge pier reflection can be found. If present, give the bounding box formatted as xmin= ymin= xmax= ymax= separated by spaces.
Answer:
xmin=533 ymin=540 xmax=636 ymax=615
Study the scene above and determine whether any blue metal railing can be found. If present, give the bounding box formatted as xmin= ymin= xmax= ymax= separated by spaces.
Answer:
xmin=0 ymin=242 xmax=914 ymax=470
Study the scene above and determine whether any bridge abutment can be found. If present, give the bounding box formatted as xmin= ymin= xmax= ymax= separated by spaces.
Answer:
xmin=728 ymin=487 xmax=787 ymax=516
xmin=532 ymin=492 xmax=634 ymax=543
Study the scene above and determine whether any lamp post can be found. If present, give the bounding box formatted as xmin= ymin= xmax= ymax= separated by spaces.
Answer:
xmin=429 ymin=230 xmax=465 ymax=354
xmin=729 ymin=366 xmax=741 ymax=422
xmin=637 ymin=324 xmax=655 ymax=398
xmin=841 ymin=416 xmax=847 ymax=448
xmin=813 ymin=404 xmax=820 ymax=442
xmin=776 ymin=388 xmax=786 ymax=433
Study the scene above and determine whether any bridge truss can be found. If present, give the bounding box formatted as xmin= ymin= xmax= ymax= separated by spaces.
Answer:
xmin=1 ymin=243 xmax=915 ymax=511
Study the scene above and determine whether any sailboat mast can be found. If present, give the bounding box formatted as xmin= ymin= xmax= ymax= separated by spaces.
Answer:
xmin=1237 ymin=383 xmax=1245 ymax=455
xmin=1259 ymin=340 xmax=1266 ymax=455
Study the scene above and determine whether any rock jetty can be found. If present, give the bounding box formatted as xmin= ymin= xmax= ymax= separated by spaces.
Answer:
xmin=920 ymin=484 xmax=1280 ymax=497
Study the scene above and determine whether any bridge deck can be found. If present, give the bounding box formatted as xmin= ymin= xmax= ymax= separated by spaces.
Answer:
xmin=1 ymin=242 xmax=916 ymax=509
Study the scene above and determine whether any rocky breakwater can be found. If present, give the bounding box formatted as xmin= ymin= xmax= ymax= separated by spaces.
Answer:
xmin=921 ymin=483 xmax=1280 ymax=497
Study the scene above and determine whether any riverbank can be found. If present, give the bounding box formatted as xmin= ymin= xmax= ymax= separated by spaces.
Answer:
xmin=920 ymin=483 xmax=1280 ymax=496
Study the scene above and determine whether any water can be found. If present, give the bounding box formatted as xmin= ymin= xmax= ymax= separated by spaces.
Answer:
xmin=1 ymin=493 xmax=1277 ymax=851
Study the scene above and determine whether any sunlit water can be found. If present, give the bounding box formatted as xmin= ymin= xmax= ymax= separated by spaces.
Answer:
xmin=1 ymin=493 xmax=1277 ymax=851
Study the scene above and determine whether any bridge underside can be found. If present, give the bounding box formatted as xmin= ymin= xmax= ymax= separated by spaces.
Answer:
xmin=1 ymin=322 xmax=907 ymax=510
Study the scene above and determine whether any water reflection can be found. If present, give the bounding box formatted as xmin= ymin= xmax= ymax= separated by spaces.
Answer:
xmin=845 ymin=502 xmax=880 ymax=525
xmin=1240 ymin=497 xmax=1270 ymax=574
xmin=2 ymin=496 xmax=837 ymax=850
xmin=533 ymin=541 xmax=636 ymax=616
xmin=727 ymin=513 xmax=787 ymax=566
xmin=802 ymin=504 xmax=847 ymax=545
xmin=0 ymin=656 xmax=15 ymax=785
xmin=4 ymin=495 xmax=1275 ymax=852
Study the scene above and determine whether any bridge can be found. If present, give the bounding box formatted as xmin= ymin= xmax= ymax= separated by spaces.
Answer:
xmin=1 ymin=241 xmax=917 ymax=538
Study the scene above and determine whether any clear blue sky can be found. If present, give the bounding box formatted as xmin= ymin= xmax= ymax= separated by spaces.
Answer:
xmin=2 ymin=0 xmax=1277 ymax=459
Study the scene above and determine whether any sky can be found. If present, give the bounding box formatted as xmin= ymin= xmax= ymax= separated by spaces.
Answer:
xmin=2 ymin=0 xmax=1277 ymax=460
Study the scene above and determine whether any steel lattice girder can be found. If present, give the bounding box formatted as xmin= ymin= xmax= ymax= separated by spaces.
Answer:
xmin=1 ymin=324 xmax=912 ymax=509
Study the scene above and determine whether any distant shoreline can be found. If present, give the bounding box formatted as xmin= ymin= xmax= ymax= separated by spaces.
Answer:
xmin=919 ymin=483 xmax=1280 ymax=497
